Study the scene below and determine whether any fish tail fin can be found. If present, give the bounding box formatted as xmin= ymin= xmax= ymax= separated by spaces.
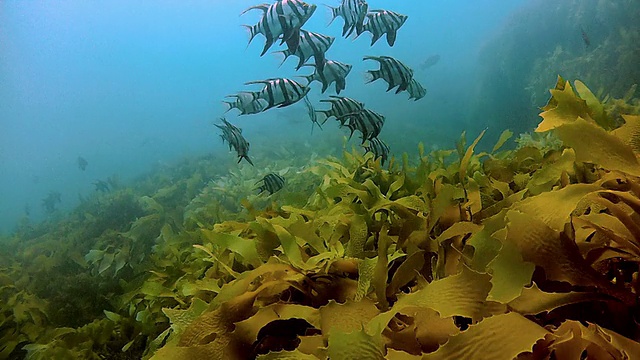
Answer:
xmin=296 ymin=73 xmax=314 ymax=86
xmin=324 ymin=5 xmax=340 ymax=26
xmin=272 ymin=49 xmax=292 ymax=67
xmin=241 ymin=24 xmax=259 ymax=46
xmin=363 ymin=70 xmax=382 ymax=84
xmin=221 ymin=101 xmax=235 ymax=113
xmin=315 ymin=111 xmax=330 ymax=125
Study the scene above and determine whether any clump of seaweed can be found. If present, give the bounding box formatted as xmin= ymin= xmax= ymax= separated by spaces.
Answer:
xmin=1 ymin=79 xmax=640 ymax=359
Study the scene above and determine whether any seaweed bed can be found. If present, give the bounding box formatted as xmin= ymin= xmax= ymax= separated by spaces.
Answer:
xmin=1 ymin=78 xmax=640 ymax=359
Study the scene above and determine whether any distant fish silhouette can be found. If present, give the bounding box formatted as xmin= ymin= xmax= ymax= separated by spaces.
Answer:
xmin=93 ymin=180 xmax=110 ymax=193
xmin=42 ymin=191 xmax=61 ymax=213
xmin=420 ymin=54 xmax=440 ymax=70
xmin=77 ymin=156 xmax=88 ymax=171
xmin=580 ymin=27 xmax=590 ymax=48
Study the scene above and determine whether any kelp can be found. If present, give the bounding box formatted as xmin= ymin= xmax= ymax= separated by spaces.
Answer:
xmin=1 ymin=80 xmax=640 ymax=359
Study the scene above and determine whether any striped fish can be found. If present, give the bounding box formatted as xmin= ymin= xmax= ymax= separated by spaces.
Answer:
xmin=344 ymin=108 xmax=385 ymax=143
xmin=407 ymin=78 xmax=427 ymax=101
xmin=242 ymin=0 xmax=317 ymax=56
xmin=327 ymin=0 xmax=369 ymax=37
xmin=256 ymin=173 xmax=285 ymax=195
xmin=214 ymin=117 xmax=242 ymax=149
xmin=304 ymin=96 xmax=322 ymax=133
xmin=317 ymin=96 xmax=365 ymax=125
xmin=364 ymin=55 xmax=414 ymax=93
xmin=363 ymin=137 xmax=390 ymax=165
xmin=215 ymin=118 xmax=254 ymax=165
xmin=274 ymin=30 xmax=335 ymax=70
xmin=223 ymin=92 xmax=267 ymax=115
xmin=300 ymin=60 xmax=352 ymax=94
xmin=246 ymin=78 xmax=310 ymax=110
xmin=361 ymin=9 xmax=408 ymax=46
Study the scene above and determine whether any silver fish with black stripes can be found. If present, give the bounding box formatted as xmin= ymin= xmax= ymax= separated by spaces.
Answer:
xmin=274 ymin=29 xmax=335 ymax=71
xmin=361 ymin=9 xmax=408 ymax=46
xmin=215 ymin=118 xmax=254 ymax=165
xmin=343 ymin=108 xmax=385 ymax=143
xmin=363 ymin=137 xmax=390 ymax=165
xmin=317 ymin=96 xmax=365 ymax=125
xmin=223 ymin=92 xmax=267 ymax=115
xmin=300 ymin=59 xmax=352 ymax=94
xmin=327 ymin=0 xmax=369 ymax=37
xmin=242 ymin=0 xmax=317 ymax=56
xmin=406 ymin=78 xmax=427 ymax=101
xmin=256 ymin=173 xmax=285 ymax=195
xmin=245 ymin=77 xmax=310 ymax=110
xmin=364 ymin=55 xmax=414 ymax=93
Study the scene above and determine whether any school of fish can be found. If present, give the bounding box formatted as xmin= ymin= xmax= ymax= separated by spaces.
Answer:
xmin=216 ymin=0 xmax=425 ymax=195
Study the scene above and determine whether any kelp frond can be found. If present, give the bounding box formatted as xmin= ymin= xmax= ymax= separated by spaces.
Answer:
xmin=2 ymin=79 xmax=640 ymax=359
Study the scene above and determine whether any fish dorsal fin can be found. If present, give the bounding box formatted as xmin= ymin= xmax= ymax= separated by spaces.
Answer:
xmin=241 ymin=3 xmax=270 ymax=16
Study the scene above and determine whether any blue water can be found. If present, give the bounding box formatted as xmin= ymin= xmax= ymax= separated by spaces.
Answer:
xmin=0 ymin=0 xmax=528 ymax=233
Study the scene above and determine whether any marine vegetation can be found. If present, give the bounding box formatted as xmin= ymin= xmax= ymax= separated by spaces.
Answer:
xmin=1 ymin=78 xmax=640 ymax=359
xmin=472 ymin=0 xmax=640 ymax=136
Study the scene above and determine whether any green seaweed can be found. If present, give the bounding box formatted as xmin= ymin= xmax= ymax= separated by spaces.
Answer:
xmin=1 ymin=79 xmax=640 ymax=359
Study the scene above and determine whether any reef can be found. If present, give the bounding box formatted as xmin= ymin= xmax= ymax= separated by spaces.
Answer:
xmin=471 ymin=0 xmax=640 ymax=136
xmin=1 ymin=78 xmax=640 ymax=359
